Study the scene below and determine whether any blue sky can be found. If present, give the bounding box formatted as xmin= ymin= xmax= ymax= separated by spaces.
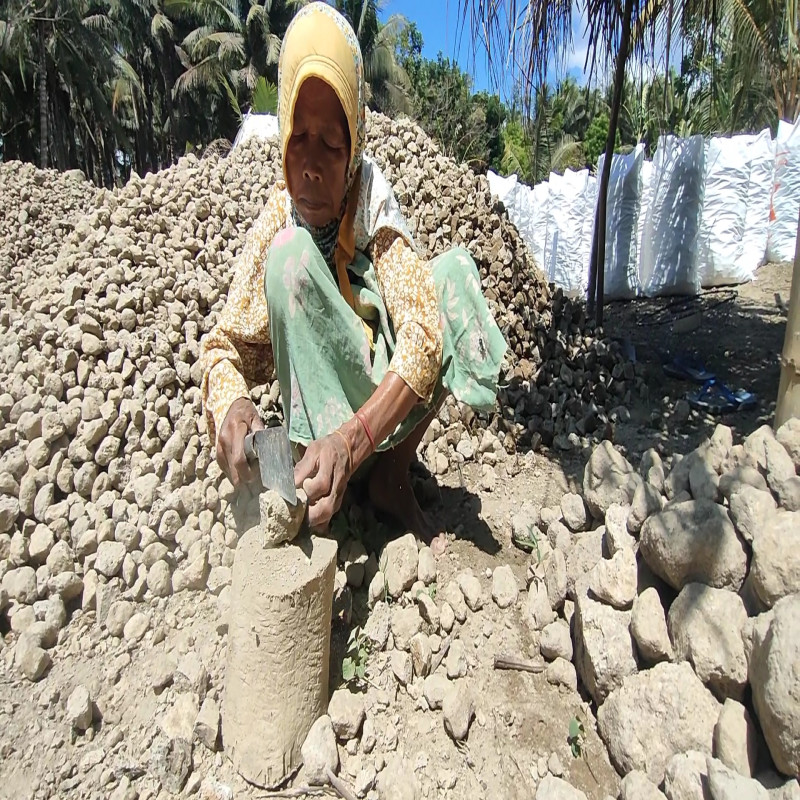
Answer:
xmin=381 ymin=0 xmax=593 ymax=96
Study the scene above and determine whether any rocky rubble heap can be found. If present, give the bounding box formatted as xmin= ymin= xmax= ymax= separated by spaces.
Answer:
xmin=0 ymin=111 xmax=643 ymax=682
xmin=503 ymin=419 xmax=800 ymax=799
xmin=0 ymin=161 xmax=98 ymax=302
xmin=0 ymin=114 xmax=658 ymax=799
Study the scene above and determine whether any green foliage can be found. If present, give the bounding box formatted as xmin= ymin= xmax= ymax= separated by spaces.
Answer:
xmin=500 ymin=119 xmax=532 ymax=180
xmin=250 ymin=77 xmax=278 ymax=114
xmin=568 ymin=716 xmax=586 ymax=759
xmin=341 ymin=626 xmax=371 ymax=684
xmin=335 ymin=0 xmax=412 ymax=114
xmin=583 ymin=112 xmax=621 ymax=167
xmin=512 ymin=523 xmax=542 ymax=562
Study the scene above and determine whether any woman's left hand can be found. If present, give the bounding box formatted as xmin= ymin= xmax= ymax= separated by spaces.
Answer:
xmin=294 ymin=433 xmax=352 ymax=530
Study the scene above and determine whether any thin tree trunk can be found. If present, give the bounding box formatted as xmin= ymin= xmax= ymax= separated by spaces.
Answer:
xmin=37 ymin=18 xmax=49 ymax=169
xmin=587 ymin=0 xmax=634 ymax=324
xmin=775 ymin=211 xmax=800 ymax=428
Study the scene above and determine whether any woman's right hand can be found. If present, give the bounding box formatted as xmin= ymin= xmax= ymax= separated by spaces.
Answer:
xmin=217 ymin=397 xmax=265 ymax=487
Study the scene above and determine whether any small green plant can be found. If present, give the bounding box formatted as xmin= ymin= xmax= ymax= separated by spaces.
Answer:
xmin=513 ymin=524 xmax=542 ymax=563
xmin=415 ymin=583 xmax=437 ymax=602
xmin=568 ymin=716 xmax=585 ymax=759
xmin=341 ymin=627 xmax=371 ymax=685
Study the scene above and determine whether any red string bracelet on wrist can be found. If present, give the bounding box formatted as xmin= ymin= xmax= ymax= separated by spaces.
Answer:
xmin=355 ymin=410 xmax=376 ymax=451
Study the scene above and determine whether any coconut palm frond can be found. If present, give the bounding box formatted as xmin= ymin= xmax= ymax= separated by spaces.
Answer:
xmin=151 ymin=12 xmax=174 ymax=42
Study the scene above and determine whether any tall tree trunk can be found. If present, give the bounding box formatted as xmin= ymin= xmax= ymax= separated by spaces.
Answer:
xmin=37 ymin=18 xmax=49 ymax=169
xmin=587 ymin=0 xmax=634 ymax=324
xmin=775 ymin=211 xmax=800 ymax=428
xmin=145 ymin=74 xmax=158 ymax=172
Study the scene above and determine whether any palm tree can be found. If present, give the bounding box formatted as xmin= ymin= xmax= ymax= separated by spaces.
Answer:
xmin=169 ymin=0 xmax=300 ymax=137
xmin=458 ymin=0 xmax=719 ymax=322
xmin=334 ymin=0 xmax=412 ymax=113
xmin=1 ymin=0 xmax=127 ymax=174
xmin=702 ymin=0 xmax=797 ymax=123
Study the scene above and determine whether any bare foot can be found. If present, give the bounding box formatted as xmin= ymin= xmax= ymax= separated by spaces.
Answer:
xmin=368 ymin=453 xmax=447 ymax=553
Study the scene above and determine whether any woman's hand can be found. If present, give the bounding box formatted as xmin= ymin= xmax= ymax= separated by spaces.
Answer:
xmin=294 ymin=432 xmax=352 ymax=530
xmin=217 ymin=397 xmax=265 ymax=487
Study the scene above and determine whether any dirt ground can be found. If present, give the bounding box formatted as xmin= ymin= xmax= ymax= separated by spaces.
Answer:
xmin=0 ymin=262 xmax=793 ymax=800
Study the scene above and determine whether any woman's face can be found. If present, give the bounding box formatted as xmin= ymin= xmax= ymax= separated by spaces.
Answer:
xmin=285 ymin=77 xmax=350 ymax=227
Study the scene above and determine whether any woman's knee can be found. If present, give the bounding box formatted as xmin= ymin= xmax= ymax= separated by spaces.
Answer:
xmin=432 ymin=247 xmax=478 ymax=290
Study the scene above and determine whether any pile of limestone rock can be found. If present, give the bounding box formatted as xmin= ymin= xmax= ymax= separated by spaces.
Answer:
xmin=506 ymin=419 xmax=800 ymax=799
xmin=0 ymin=111 xmax=640 ymax=686
xmin=0 ymin=161 xmax=98 ymax=303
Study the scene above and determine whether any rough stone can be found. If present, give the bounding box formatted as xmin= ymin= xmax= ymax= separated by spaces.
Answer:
xmin=439 ymin=601 xmax=455 ymax=633
xmin=620 ymin=771 xmax=667 ymax=800
xmin=441 ymin=580 xmax=468 ymax=623
xmin=390 ymin=605 xmax=423 ymax=651
xmin=149 ymin=735 xmax=193 ymax=794
xmin=544 ymin=548 xmax=568 ymax=610
xmin=565 ymin=530 xmax=604 ymax=598
xmin=546 ymin=658 xmax=578 ymax=691
xmin=583 ymin=440 xmax=639 ymax=519
xmin=17 ymin=640 xmax=51 ymax=681
xmin=663 ymin=750 xmax=710 ymax=800
xmin=445 ymin=640 xmax=468 ymax=679
xmin=668 ymin=583 xmax=748 ymax=700
xmin=598 ymin=661 xmax=721 ymax=784
xmin=535 ymin=776 xmax=587 ymax=799
xmin=588 ymin=547 xmax=637 ymax=609
xmin=123 ymin=612 xmax=150 ymax=642
xmin=94 ymin=540 xmax=127 ymax=578
xmin=631 ymin=587 xmax=673 ymax=663
xmin=750 ymin=593 xmax=800 ymax=776
xmin=728 ymin=485 xmax=778 ymax=544
xmin=391 ymin=649 xmax=412 ymax=686
xmin=707 ymin=757 xmax=769 ymax=800
xmin=301 ymin=715 xmax=339 ymax=786
xmin=776 ymin=418 xmax=800 ymax=470
xmin=527 ymin=580 xmax=556 ymax=630
xmin=417 ymin=546 xmax=437 ymax=585
xmin=257 ymin=489 xmax=306 ymax=547
xmin=749 ymin=511 xmax=800 ymax=608
xmin=605 ymin=503 xmax=637 ymax=554
xmin=540 ymin=620 xmax=572 ymax=661
xmin=105 ymin=600 xmax=134 ymax=637
xmin=628 ymin=482 xmax=664 ymax=534
xmin=147 ymin=560 xmax=172 ymax=597
xmin=457 ymin=569 xmax=484 ymax=611
xmin=193 ymin=697 xmax=220 ymax=752
xmin=491 ymin=564 xmax=519 ymax=608
xmin=640 ymin=500 xmax=747 ymax=591
xmin=3 ymin=566 xmax=38 ymax=604
xmin=689 ymin=456 xmax=721 ymax=502
xmin=66 ymin=684 xmax=93 ymax=731
xmin=442 ymin=683 xmax=474 ymax=741
xmin=560 ymin=492 xmax=588 ymax=532
xmin=714 ymin=698 xmax=760 ymax=778
xmin=574 ymin=583 xmax=637 ymax=704
xmin=327 ymin=689 xmax=365 ymax=741
xmin=410 ymin=632 xmax=432 ymax=678
xmin=423 ymin=674 xmax=450 ymax=710
xmin=380 ymin=533 xmax=419 ymax=598
xmin=160 ymin=693 xmax=200 ymax=741
xmin=175 ymin=652 xmax=209 ymax=700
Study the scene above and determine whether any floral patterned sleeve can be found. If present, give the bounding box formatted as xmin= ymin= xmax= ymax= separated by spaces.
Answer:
xmin=370 ymin=229 xmax=443 ymax=402
xmin=199 ymin=185 xmax=288 ymax=445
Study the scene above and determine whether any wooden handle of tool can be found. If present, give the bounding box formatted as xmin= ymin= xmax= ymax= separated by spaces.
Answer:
xmin=243 ymin=432 xmax=255 ymax=461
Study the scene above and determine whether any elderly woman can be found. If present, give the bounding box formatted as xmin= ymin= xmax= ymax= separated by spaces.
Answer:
xmin=200 ymin=3 xmax=506 ymax=553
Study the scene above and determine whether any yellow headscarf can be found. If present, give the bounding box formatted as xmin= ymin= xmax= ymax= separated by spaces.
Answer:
xmin=277 ymin=3 xmax=366 ymax=312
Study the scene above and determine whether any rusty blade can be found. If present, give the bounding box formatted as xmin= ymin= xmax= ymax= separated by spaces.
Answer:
xmin=243 ymin=426 xmax=297 ymax=505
